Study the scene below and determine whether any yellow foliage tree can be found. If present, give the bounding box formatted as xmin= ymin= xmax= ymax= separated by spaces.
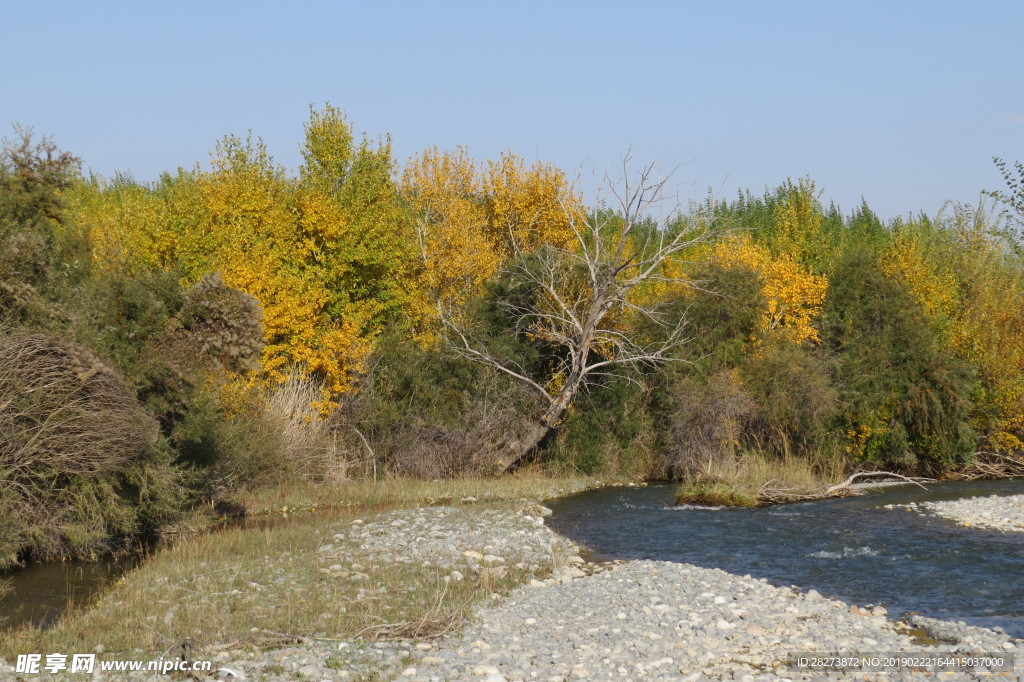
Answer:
xmin=67 ymin=176 xmax=171 ymax=274
xmin=402 ymin=146 xmax=495 ymax=327
xmin=882 ymin=209 xmax=1024 ymax=446
xmin=483 ymin=153 xmax=578 ymax=257
xmin=67 ymin=107 xmax=409 ymax=406
xmin=711 ymin=234 xmax=828 ymax=345
xmin=401 ymin=147 xmax=581 ymax=336
xmin=879 ymin=231 xmax=960 ymax=331
xmin=771 ymin=178 xmax=827 ymax=262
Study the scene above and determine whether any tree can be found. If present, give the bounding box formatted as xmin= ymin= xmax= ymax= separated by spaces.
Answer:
xmin=440 ymin=158 xmax=715 ymax=471
xmin=0 ymin=126 xmax=81 ymax=290
xmin=69 ymin=107 xmax=410 ymax=406
xmin=986 ymin=157 xmax=1024 ymax=237
xmin=401 ymin=147 xmax=581 ymax=340
xmin=710 ymin=234 xmax=828 ymax=346
xmin=0 ymin=125 xmax=80 ymax=226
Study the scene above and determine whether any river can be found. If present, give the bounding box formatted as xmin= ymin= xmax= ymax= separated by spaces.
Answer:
xmin=548 ymin=478 xmax=1024 ymax=637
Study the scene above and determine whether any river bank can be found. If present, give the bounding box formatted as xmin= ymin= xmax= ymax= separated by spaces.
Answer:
xmin=4 ymin=481 xmax=1023 ymax=680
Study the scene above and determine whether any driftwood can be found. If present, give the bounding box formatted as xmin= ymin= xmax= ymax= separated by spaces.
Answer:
xmin=824 ymin=471 xmax=932 ymax=496
xmin=754 ymin=471 xmax=933 ymax=505
xmin=958 ymin=451 xmax=1024 ymax=480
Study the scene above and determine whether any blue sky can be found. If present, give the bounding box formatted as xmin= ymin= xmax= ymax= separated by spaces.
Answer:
xmin=3 ymin=0 xmax=1022 ymax=220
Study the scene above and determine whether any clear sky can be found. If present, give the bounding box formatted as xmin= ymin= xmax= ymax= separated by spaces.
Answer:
xmin=3 ymin=0 xmax=1022 ymax=220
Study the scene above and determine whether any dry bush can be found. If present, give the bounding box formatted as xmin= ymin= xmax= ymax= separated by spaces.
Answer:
xmin=663 ymin=369 xmax=756 ymax=478
xmin=381 ymin=377 xmax=540 ymax=479
xmin=205 ymin=373 xmax=354 ymax=490
xmin=0 ymin=331 xmax=158 ymax=479
xmin=162 ymin=274 xmax=264 ymax=376
xmin=387 ymin=423 xmax=501 ymax=479
xmin=0 ymin=329 xmax=162 ymax=564
xmin=263 ymin=373 xmax=350 ymax=481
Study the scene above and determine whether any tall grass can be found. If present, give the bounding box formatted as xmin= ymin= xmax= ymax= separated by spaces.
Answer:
xmin=676 ymin=451 xmax=849 ymax=506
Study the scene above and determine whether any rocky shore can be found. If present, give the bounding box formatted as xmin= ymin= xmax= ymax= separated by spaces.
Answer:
xmin=897 ymin=493 xmax=1024 ymax=533
xmin=4 ymin=501 xmax=1021 ymax=681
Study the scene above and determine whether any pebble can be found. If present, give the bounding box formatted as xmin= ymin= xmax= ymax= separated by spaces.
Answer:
xmin=898 ymin=493 xmax=1024 ymax=533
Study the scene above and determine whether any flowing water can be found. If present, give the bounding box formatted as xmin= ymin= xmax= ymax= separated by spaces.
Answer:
xmin=548 ymin=479 xmax=1024 ymax=637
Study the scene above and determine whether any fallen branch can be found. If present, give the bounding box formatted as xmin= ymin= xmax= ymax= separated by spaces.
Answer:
xmin=824 ymin=471 xmax=931 ymax=497
xmin=958 ymin=451 xmax=1024 ymax=480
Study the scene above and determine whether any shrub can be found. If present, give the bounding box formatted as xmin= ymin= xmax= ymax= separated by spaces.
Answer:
xmin=661 ymin=369 xmax=755 ymax=478
xmin=345 ymin=335 xmax=541 ymax=478
xmin=662 ymin=262 xmax=765 ymax=370
xmin=543 ymin=373 xmax=660 ymax=477
xmin=738 ymin=338 xmax=838 ymax=456
xmin=0 ymin=329 xmax=185 ymax=567
xmin=62 ymin=267 xmax=190 ymax=432
xmin=657 ymin=259 xmax=837 ymax=474
xmin=175 ymin=370 xmax=361 ymax=492
xmin=162 ymin=273 xmax=264 ymax=376
xmin=822 ymin=248 xmax=979 ymax=470
xmin=0 ymin=126 xmax=81 ymax=290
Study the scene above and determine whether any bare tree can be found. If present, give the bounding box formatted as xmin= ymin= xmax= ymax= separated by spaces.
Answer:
xmin=439 ymin=157 xmax=717 ymax=471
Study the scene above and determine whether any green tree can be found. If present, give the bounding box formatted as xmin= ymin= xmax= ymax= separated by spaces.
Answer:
xmin=822 ymin=248 xmax=978 ymax=470
xmin=0 ymin=126 xmax=82 ymax=295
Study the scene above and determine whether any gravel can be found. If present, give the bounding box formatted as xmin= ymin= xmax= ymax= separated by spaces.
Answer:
xmin=398 ymin=560 xmax=1019 ymax=681
xmin=4 ymin=501 xmax=1020 ymax=681
xmin=894 ymin=493 xmax=1024 ymax=533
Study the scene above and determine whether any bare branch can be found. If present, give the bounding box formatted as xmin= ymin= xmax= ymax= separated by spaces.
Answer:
xmin=432 ymin=153 xmax=719 ymax=471
xmin=437 ymin=309 xmax=553 ymax=404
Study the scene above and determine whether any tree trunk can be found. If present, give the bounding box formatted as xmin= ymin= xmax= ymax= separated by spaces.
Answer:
xmin=497 ymin=381 xmax=578 ymax=472
xmin=497 ymin=420 xmax=550 ymax=472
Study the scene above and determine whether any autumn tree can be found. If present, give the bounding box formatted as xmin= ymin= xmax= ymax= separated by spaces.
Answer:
xmin=882 ymin=204 xmax=1024 ymax=451
xmin=68 ymin=107 xmax=409 ymax=405
xmin=402 ymin=146 xmax=495 ymax=331
xmin=441 ymin=159 xmax=715 ymax=471
xmin=401 ymin=147 xmax=581 ymax=338
xmin=710 ymin=234 xmax=828 ymax=346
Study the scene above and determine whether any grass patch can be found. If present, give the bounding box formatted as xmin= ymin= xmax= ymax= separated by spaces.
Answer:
xmin=676 ymin=480 xmax=758 ymax=507
xmin=1 ymin=475 xmax=608 ymax=658
xmin=219 ymin=472 xmax=612 ymax=518
xmin=676 ymin=452 xmax=848 ymax=506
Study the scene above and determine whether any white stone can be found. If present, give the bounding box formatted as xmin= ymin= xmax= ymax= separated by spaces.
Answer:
xmin=473 ymin=664 xmax=500 ymax=675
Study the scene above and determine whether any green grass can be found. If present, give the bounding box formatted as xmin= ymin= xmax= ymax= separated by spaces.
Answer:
xmin=675 ymin=480 xmax=759 ymax=507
